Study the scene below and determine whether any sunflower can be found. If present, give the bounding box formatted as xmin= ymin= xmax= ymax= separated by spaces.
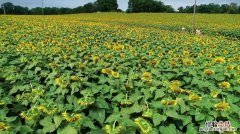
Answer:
xmin=134 ymin=117 xmax=152 ymax=134
xmin=158 ymin=53 xmax=163 ymax=58
xmin=149 ymin=59 xmax=159 ymax=65
xmin=111 ymin=71 xmax=120 ymax=78
xmin=214 ymin=57 xmax=226 ymax=64
xmin=62 ymin=112 xmax=82 ymax=122
xmin=214 ymin=100 xmax=230 ymax=111
xmin=204 ymin=69 xmax=215 ymax=75
xmin=141 ymin=72 xmax=152 ymax=81
xmin=219 ymin=81 xmax=231 ymax=89
xmin=0 ymin=122 xmax=10 ymax=131
xmin=189 ymin=94 xmax=202 ymax=101
xmin=161 ymin=99 xmax=177 ymax=106
xmin=227 ymin=65 xmax=234 ymax=71
xmin=183 ymin=59 xmax=194 ymax=65
xmin=78 ymin=98 xmax=95 ymax=106
xmin=101 ymin=68 xmax=112 ymax=75
xmin=92 ymin=56 xmax=100 ymax=62
xmin=210 ymin=91 xmax=219 ymax=98
xmin=0 ymin=100 xmax=5 ymax=106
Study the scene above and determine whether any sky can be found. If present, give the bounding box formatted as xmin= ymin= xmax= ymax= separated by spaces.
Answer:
xmin=0 ymin=0 xmax=240 ymax=11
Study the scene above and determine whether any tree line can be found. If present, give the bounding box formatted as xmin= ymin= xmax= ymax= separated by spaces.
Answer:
xmin=179 ymin=3 xmax=240 ymax=14
xmin=0 ymin=0 xmax=120 ymax=15
xmin=0 ymin=0 xmax=240 ymax=15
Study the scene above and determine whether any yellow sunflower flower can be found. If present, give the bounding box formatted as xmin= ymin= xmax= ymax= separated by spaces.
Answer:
xmin=183 ymin=59 xmax=194 ymax=65
xmin=134 ymin=117 xmax=152 ymax=134
xmin=210 ymin=91 xmax=219 ymax=98
xmin=204 ymin=69 xmax=215 ymax=76
xmin=214 ymin=100 xmax=230 ymax=111
xmin=219 ymin=81 xmax=231 ymax=89
xmin=71 ymin=76 xmax=80 ymax=81
xmin=214 ymin=57 xmax=226 ymax=64
xmin=227 ymin=65 xmax=234 ymax=71
xmin=189 ymin=94 xmax=202 ymax=101
xmin=111 ymin=71 xmax=120 ymax=78
xmin=161 ymin=99 xmax=177 ymax=106
xmin=0 ymin=122 xmax=10 ymax=130
xmin=62 ymin=112 xmax=82 ymax=122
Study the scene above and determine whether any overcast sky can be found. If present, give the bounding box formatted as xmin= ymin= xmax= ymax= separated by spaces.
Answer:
xmin=0 ymin=0 xmax=240 ymax=11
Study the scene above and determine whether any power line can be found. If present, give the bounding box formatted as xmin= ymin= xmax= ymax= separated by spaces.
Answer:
xmin=41 ymin=0 xmax=44 ymax=15
xmin=2 ymin=2 xmax=6 ymax=15
xmin=192 ymin=0 xmax=197 ymax=34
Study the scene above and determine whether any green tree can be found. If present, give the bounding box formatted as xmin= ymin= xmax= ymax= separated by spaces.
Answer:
xmin=128 ymin=0 xmax=173 ymax=13
xmin=1 ymin=2 xmax=14 ymax=14
xmin=178 ymin=7 xmax=184 ymax=13
xmin=229 ymin=3 xmax=238 ymax=14
xmin=13 ymin=5 xmax=29 ymax=14
xmin=30 ymin=7 xmax=42 ymax=15
xmin=82 ymin=2 xmax=97 ymax=13
xmin=0 ymin=7 xmax=3 ymax=14
xmin=96 ymin=0 xmax=118 ymax=12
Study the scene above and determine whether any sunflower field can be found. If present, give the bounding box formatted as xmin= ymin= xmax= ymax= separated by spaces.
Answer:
xmin=0 ymin=13 xmax=240 ymax=134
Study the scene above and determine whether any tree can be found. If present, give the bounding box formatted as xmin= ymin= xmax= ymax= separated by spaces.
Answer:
xmin=178 ymin=7 xmax=184 ymax=13
xmin=128 ymin=0 xmax=174 ymax=13
xmin=82 ymin=2 xmax=97 ymax=13
xmin=164 ymin=5 xmax=175 ymax=13
xmin=96 ymin=0 xmax=118 ymax=12
xmin=30 ymin=7 xmax=42 ymax=15
xmin=0 ymin=7 xmax=3 ymax=14
xmin=238 ymin=6 xmax=240 ymax=13
xmin=2 ymin=2 xmax=14 ymax=14
xmin=229 ymin=3 xmax=238 ymax=14
xmin=13 ymin=6 xmax=29 ymax=14
xmin=72 ymin=6 xmax=83 ymax=13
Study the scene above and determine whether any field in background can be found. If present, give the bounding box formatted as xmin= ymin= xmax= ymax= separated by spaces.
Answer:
xmin=0 ymin=13 xmax=240 ymax=133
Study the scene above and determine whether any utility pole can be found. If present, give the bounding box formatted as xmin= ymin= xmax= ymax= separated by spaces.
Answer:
xmin=41 ymin=0 xmax=44 ymax=15
xmin=192 ymin=0 xmax=197 ymax=34
xmin=2 ymin=2 xmax=6 ymax=15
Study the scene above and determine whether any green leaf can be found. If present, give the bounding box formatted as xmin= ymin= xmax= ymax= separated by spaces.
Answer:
xmin=195 ymin=113 xmax=206 ymax=121
xmin=96 ymin=98 xmax=109 ymax=109
xmin=89 ymin=109 xmax=105 ymax=124
xmin=186 ymin=124 xmax=197 ymax=134
xmin=182 ymin=116 xmax=192 ymax=126
xmin=159 ymin=124 xmax=176 ymax=134
xmin=183 ymin=76 xmax=191 ymax=83
xmin=105 ymin=113 xmax=121 ymax=123
xmin=40 ymin=116 xmax=52 ymax=127
xmin=129 ymin=103 xmax=142 ymax=114
xmin=82 ymin=117 xmax=96 ymax=129
xmin=166 ymin=110 xmax=180 ymax=119
xmin=5 ymin=116 xmax=17 ymax=122
xmin=60 ymin=125 xmax=78 ymax=134
xmin=20 ymin=125 xmax=33 ymax=134
xmin=112 ymin=93 xmax=125 ymax=102
xmin=154 ymin=89 xmax=165 ymax=100
xmin=153 ymin=113 xmax=166 ymax=126
xmin=54 ymin=116 xmax=62 ymax=128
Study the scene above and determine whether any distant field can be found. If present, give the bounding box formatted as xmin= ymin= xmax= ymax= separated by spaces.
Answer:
xmin=0 ymin=13 xmax=240 ymax=133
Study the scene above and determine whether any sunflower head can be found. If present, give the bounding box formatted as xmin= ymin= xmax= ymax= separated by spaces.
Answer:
xmin=188 ymin=94 xmax=202 ymax=101
xmin=183 ymin=59 xmax=194 ymax=65
xmin=214 ymin=57 xmax=226 ymax=64
xmin=204 ymin=69 xmax=215 ymax=76
xmin=111 ymin=71 xmax=120 ymax=78
xmin=210 ymin=91 xmax=219 ymax=98
xmin=214 ymin=100 xmax=230 ymax=111
xmin=219 ymin=81 xmax=231 ymax=89
xmin=134 ymin=117 xmax=152 ymax=134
